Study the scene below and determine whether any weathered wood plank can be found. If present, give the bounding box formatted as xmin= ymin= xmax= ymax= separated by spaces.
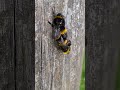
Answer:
xmin=35 ymin=0 xmax=85 ymax=90
xmin=15 ymin=0 xmax=35 ymax=89
xmin=0 ymin=0 xmax=15 ymax=90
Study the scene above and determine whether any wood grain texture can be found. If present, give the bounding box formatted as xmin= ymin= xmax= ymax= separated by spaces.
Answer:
xmin=35 ymin=0 xmax=85 ymax=90
xmin=86 ymin=0 xmax=120 ymax=90
xmin=15 ymin=0 xmax=35 ymax=90
xmin=0 ymin=0 xmax=15 ymax=90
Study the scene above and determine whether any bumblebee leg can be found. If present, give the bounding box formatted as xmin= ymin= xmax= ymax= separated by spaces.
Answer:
xmin=48 ymin=21 xmax=54 ymax=27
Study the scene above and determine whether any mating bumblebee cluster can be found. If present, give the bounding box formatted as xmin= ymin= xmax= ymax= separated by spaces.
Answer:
xmin=48 ymin=9 xmax=71 ymax=54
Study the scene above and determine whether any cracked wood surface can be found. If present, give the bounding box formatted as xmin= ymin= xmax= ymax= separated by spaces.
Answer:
xmin=35 ymin=0 xmax=85 ymax=90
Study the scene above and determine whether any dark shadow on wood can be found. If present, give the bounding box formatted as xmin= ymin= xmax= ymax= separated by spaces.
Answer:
xmin=86 ymin=0 xmax=120 ymax=90
xmin=15 ymin=0 xmax=35 ymax=90
xmin=0 ymin=0 xmax=35 ymax=90
xmin=0 ymin=0 xmax=15 ymax=90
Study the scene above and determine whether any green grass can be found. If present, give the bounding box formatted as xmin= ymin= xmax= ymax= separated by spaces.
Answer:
xmin=115 ymin=50 xmax=120 ymax=90
xmin=80 ymin=52 xmax=85 ymax=90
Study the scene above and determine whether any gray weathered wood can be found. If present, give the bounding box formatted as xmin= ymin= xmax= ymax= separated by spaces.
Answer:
xmin=0 ymin=0 xmax=15 ymax=90
xmin=15 ymin=0 xmax=35 ymax=89
xmin=35 ymin=0 xmax=85 ymax=90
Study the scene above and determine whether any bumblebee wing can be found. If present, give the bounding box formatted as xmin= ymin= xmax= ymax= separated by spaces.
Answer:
xmin=52 ymin=28 xmax=61 ymax=40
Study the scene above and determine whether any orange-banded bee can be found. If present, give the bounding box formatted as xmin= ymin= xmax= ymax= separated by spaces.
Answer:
xmin=48 ymin=9 xmax=71 ymax=54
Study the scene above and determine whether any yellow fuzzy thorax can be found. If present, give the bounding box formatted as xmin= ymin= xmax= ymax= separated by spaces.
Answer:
xmin=60 ymin=28 xmax=67 ymax=35
xmin=54 ymin=16 xmax=63 ymax=19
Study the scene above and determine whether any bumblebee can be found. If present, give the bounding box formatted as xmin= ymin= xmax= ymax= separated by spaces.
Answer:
xmin=48 ymin=8 xmax=71 ymax=54
xmin=48 ymin=12 xmax=67 ymax=41
xmin=59 ymin=39 xmax=71 ymax=54
xmin=57 ymin=38 xmax=71 ymax=54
